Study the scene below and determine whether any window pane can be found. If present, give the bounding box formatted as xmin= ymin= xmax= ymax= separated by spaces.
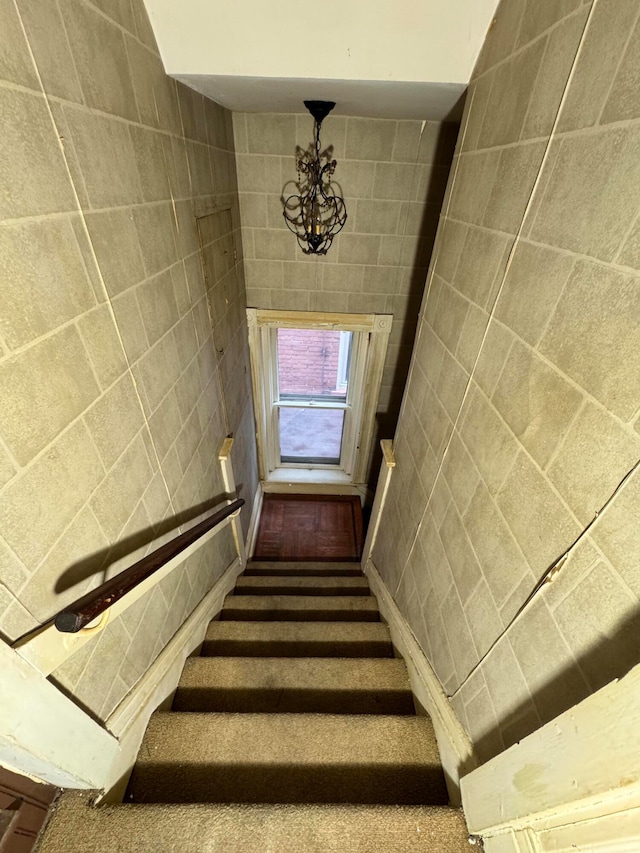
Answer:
xmin=279 ymin=407 xmax=345 ymax=464
xmin=277 ymin=328 xmax=352 ymax=401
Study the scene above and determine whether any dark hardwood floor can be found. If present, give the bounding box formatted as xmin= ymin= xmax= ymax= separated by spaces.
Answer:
xmin=254 ymin=495 xmax=364 ymax=562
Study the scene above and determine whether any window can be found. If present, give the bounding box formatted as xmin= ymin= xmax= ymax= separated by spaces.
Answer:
xmin=247 ymin=310 xmax=392 ymax=484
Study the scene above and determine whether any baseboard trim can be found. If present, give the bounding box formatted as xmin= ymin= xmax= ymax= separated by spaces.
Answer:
xmin=245 ymin=484 xmax=263 ymax=559
xmin=364 ymin=557 xmax=477 ymax=806
xmin=101 ymin=555 xmax=243 ymax=800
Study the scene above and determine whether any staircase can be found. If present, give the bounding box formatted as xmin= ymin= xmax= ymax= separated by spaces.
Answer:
xmin=38 ymin=561 xmax=470 ymax=852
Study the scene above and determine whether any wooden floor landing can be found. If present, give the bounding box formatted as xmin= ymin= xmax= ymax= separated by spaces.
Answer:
xmin=254 ymin=494 xmax=364 ymax=562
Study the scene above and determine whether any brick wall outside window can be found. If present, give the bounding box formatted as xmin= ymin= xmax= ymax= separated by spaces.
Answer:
xmin=277 ymin=329 xmax=342 ymax=396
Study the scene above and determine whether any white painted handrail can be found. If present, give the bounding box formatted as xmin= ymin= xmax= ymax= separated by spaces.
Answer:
xmin=219 ymin=436 xmax=247 ymax=567
xmin=360 ymin=439 xmax=395 ymax=567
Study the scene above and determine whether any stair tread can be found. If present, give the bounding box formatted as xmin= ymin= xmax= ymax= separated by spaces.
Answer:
xmin=174 ymin=657 xmax=414 ymax=714
xmin=246 ymin=561 xmax=362 ymax=576
xmin=202 ymin=621 xmax=394 ymax=658
xmin=235 ymin=576 xmax=371 ymax=595
xmin=221 ymin=594 xmax=380 ymax=622
xmin=128 ymin=713 xmax=447 ymax=804
xmin=39 ymin=794 xmax=471 ymax=853
xmin=179 ymin=656 xmax=410 ymax=691
xmin=222 ymin=594 xmax=379 ymax=612
xmin=137 ymin=712 xmax=440 ymax=766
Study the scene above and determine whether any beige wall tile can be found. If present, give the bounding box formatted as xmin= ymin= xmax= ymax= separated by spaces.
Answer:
xmin=137 ymin=269 xmax=180 ymax=346
xmin=0 ymin=217 xmax=97 ymax=349
xmin=59 ymin=0 xmax=138 ymax=122
xmin=90 ymin=433 xmax=153 ymax=540
xmin=590 ymin=472 xmax=640 ymax=597
xmin=391 ymin=121 xmax=421 ymax=162
xmin=355 ymin=198 xmax=401 ymax=234
xmin=472 ymin=320 xmax=514 ymax=398
xmin=497 ymin=452 xmax=580 ymax=574
xmin=336 ymin=233 xmax=381 ymax=265
xmin=529 ymin=128 xmax=640 ymax=263
xmin=246 ymin=113 xmax=297 ymax=155
xmin=551 ymin=561 xmax=639 ymax=692
xmin=20 ymin=507 xmax=109 ymax=621
xmin=134 ymin=331 xmax=182 ymax=413
xmin=516 ymin=0 xmax=582 ymax=47
xmin=439 ymin=503 xmax=483 ymax=606
xmin=435 ymin=349 xmax=468 ymax=422
xmin=477 ymin=39 xmax=546 ymax=148
xmin=453 ymin=227 xmax=511 ymax=309
xmin=492 ymin=341 xmax=583 ymax=468
xmin=557 ymin=0 xmax=638 ymax=132
xmin=62 ymin=106 xmax=143 ymax=208
xmin=483 ymin=141 xmax=546 ymax=235
xmin=0 ymin=326 xmax=100 ymax=465
xmin=473 ymin=0 xmax=526 ymax=76
xmin=0 ymin=537 xmax=29 ymax=597
xmin=441 ymin=432 xmax=480 ymax=515
xmin=0 ymin=87 xmax=77 ymax=219
xmin=90 ymin=0 xmax=137 ymax=33
xmin=521 ymin=9 xmax=588 ymax=139
xmin=0 ymin=0 xmax=40 ymax=89
xmin=373 ymin=162 xmax=416 ymax=200
xmin=77 ymin=303 xmax=128 ymax=389
xmin=463 ymin=480 xmax=530 ymax=607
xmin=459 ymin=386 xmax=520 ymax=494
xmin=16 ymin=0 xmax=83 ymax=101
xmin=480 ymin=639 xmax=537 ymax=743
xmin=494 ymin=241 xmax=574 ymax=345
xmin=133 ymin=203 xmax=179 ymax=276
xmin=2 ymin=421 xmax=104 ymax=567
xmin=540 ymin=261 xmax=640 ymax=420
xmin=84 ymin=374 xmax=144 ymax=469
xmin=345 ymin=118 xmax=396 ymax=161
xmin=601 ymin=14 xmax=640 ymax=124
xmin=463 ymin=685 xmax=504 ymax=763
xmin=509 ymin=597 xmax=590 ymax=725
xmin=548 ymin=402 xmax=640 ymax=525
xmin=111 ymin=287 xmax=149 ymax=363
xmin=125 ymin=36 xmax=181 ymax=134
xmin=432 ymin=282 xmax=469 ymax=353
xmin=464 ymin=578 xmax=504 ymax=658
xmin=441 ymin=585 xmax=478 ymax=684
xmin=84 ymin=208 xmax=146 ymax=298
xmin=448 ymin=150 xmax=501 ymax=226
xmin=254 ymin=228 xmax=295 ymax=261
xmin=130 ymin=126 xmax=172 ymax=203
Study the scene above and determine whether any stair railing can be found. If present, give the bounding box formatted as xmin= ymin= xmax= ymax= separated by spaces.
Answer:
xmin=13 ymin=438 xmax=246 ymax=677
xmin=53 ymin=498 xmax=244 ymax=634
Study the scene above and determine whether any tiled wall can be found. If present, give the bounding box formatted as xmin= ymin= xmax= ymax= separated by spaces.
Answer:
xmin=373 ymin=0 xmax=640 ymax=762
xmin=233 ymin=112 xmax=458 ymax=485
xmin=0 ymin=0 xmax=255 ymax=720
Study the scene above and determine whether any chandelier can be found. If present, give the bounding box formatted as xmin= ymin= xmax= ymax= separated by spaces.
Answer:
xmin=283 ymin=100 xmax=347 ymax=255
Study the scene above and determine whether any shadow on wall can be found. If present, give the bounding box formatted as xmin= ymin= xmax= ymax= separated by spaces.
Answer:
xmin=8 ymin=492 xmax=234 ymax=641
xmin=370 ymin=120 xmax=461 ymax=489
xmin=473 ymin=604 xmax=640 ymax=764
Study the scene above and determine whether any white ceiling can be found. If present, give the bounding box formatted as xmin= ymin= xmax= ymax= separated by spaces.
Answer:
xmin=144 ymin=0 xmax=500 ymax=120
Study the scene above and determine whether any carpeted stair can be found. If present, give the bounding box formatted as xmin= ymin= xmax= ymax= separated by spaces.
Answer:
xmin=38 ymin=560 xmax=470 ymax=851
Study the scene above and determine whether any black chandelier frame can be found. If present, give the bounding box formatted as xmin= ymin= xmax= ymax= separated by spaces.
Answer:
xmin=282 ymin=100 xmax=347 ymax=255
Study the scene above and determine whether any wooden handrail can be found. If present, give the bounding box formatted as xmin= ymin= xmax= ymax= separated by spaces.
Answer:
xmin=53 ymin=499 xmax=245 ymax=633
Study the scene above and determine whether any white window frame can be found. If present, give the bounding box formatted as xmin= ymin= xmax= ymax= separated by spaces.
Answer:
xmin=247 ymin=309 xmax=392 ymax=485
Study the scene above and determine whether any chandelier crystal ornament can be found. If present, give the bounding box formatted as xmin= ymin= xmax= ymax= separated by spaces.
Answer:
xmin=283 ymin=100 xmax=347 ymax=255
